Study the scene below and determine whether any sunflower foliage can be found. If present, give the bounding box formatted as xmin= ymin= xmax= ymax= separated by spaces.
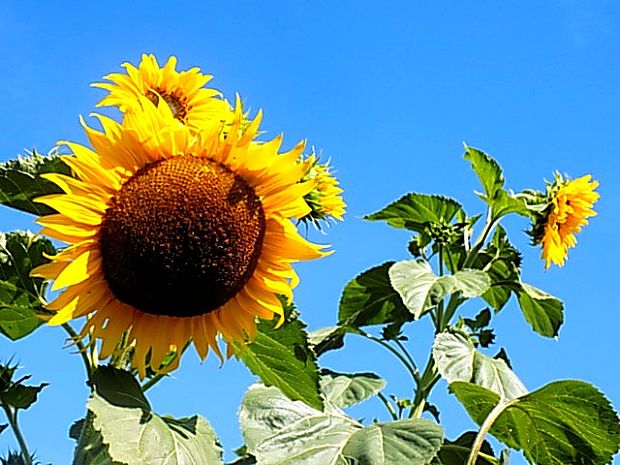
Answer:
xmin=0 ymin=55 xmax=617 ymax=465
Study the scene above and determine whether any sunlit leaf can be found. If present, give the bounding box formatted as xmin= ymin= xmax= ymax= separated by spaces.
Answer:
xmin=365 ymin=193 xmax=463 ymax=233
xmin=240 ymin=384 xmax=443 ymax=465
xmin=308 ymin=326 xmax=345 ymax=357
xmin=463 ymin=146 xmax=504 ymax=202
xmin=516 ymin=283 xmax=564 ymax=338
xmin=88 ymin=393 xmax=223 ymax=465
xmin=433 ymin=333 xmax=526 ymax=400
xmin=320 ymin=369 xmax=386 ymax=408
xmin=450 ymin=381 xmax=620 ymax=465
xmin=236 ymin=308 xmax=323 ymax=411
xmin=389 ymin=260 xmax=490 ymax=318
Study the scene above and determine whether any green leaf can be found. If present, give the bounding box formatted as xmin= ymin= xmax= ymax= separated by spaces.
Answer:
xmin=307 ymin=326 xmax=345 ymax=357
xmin=433 ymin=431 xmax=499 ymax=465
xmin=491 ymin=189 xmax=530 ymax=219
xmin=463 ymin=146 xmax=504 ymax=202
xmin=90 ymin=366 xmax=151 ymax=413
xmin=450 ymin=380 xmax=620 ymax=465
xmin=319 ymin=369 xmax=386 ymax=408
xmin=0 ymin=231 xmax=55 ymax=340
xmin=236 ymin=309 xmax=323 ymax=411
xmin=339 ymin=262 xmax=410 ymax=327
xmin=365 ymin=193 xmax=463 ymax=233
xmin=239 ymin=384 xmax=443 ymax=465
xmin=433 ymin=333 xmax=526 ymax=400
xmin=516 ymin=283 xmax=564 ymax=338
xmin=88 ymin=392 xmax=223 ymax=465
xmin=389 ymin=260 xmax=490 ymax=318
xmin=0 ymin=148 xmax=71 ymax=216
xmin=1 ymin=383 xmax=47 ymax=410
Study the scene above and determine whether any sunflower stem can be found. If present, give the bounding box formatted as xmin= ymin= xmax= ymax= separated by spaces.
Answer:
xmin=357 ymin=332 xmax=419 ymax=384
xmin=141 ymin=373 xmax=166 ymax=392
xmin=376 ymin=391 xmax=398 ymax=421
xmin=2 ymin=406 xmax=32 ymax=465
xmin=62 ymin=323 xmax=94 ymax=381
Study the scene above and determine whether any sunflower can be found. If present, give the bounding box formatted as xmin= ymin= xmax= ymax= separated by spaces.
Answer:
xmin=94 ymin=54 xmax=231 ymax=131
xmin=31 ymin=98 xmax=327 ymax=377
xmin=530 ymin=174 xmax=599 ymax=268
xmin=298 ymin=154 xmax=346 ymax=228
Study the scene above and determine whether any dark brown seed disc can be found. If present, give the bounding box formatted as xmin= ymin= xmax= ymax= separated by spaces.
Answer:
xmin=145 ymin=88 xmax=188 ymax=121
xmin=99 ymin=156 xmax=265 ymax=317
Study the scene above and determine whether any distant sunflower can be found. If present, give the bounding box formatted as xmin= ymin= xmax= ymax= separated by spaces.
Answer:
xmin=31 ymin=99 xmax=327 ymax=377
xmin=298 ymin=154 xmax=345 ymax=228
xmin=530 ymin=174 xmax=599 ymax=268
xmin=94 ymin=54 xmax=231 ymax=131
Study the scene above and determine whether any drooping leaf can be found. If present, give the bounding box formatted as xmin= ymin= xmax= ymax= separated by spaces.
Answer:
xmin=0 ymin=231 xmax=55 ymax=340
xmin=463 ymin=146 xmax=505 ymax=202
xmin=319 ymin=370 xmax=386 ymax=408
xmin=307 ymin=326 xmax=345 ymax=357
xmin=339 ymin=262 xmax=410 ymax=327
xmin=90 ymin=366 xmax=151 ymax=413
xmin=0 ymin=148 xmax=70 ymax=216
xmin=236 ymin=308 xmax=323 ymax=411
xmin=88 ymin=392 xmax=223 ymax=465
xmin=516 ymin=283 xmax=564 ymax=338
xmin=365 ymin=193 xmax=463 ymax=233
xmin=432 ymin=431 xmax=499 ymax=465
xmin=239 ymin=384 xmax=443 ymax=465
xmin=433 ymin=333 xmax=526 ymax=400
xmin=389 ymin=260 xmax=490 ymax=318
xmin=0 ymin=363 xmax=47 ymax=411
xmin=450 ymin=380 xmax=620 ymax=465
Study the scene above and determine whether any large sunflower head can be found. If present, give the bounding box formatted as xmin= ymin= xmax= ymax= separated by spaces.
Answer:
xmin=298 ymin=154 xmax=346 ymax=229
xmin=94 ymin=54 xmax=232 ymax=131
xmin=529 ymin=173 xmax=599 ymax=268
xmin=31 ymin=100 xmax=328 ymax=377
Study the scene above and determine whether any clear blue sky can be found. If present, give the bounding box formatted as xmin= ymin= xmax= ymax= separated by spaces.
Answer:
xmin=0 ymin=1 xmax=618 ymax=464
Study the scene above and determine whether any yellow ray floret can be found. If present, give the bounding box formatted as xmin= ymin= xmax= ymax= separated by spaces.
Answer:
xmin=32 ymin=100 xmax=330 ymax=377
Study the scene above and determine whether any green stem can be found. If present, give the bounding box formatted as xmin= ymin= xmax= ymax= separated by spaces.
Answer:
xmin=62 ymin=323 xmax=94 ymax=381
xmin=409 ymin=351 xmax=441 ymax=419
xmin=466 ymin=399 xmax=515 ymax=465
xmin=356 ymin=332 xmax=419 ymax=383
xmin=2 ymin=406 xmax=32 ymax=465
xmin=73 ymin=409 xmax=95 ymax=464
xmin=394 ymin=339 xmax=418 ymax=373
xmin=376 ymin=391 xmax=398 ymax=421
xmin=141 ymin=372 xmax=166 ymax=392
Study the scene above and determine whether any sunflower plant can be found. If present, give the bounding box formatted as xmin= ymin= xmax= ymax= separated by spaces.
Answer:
xmin=0 ymin=54 xmax=618 ymax=465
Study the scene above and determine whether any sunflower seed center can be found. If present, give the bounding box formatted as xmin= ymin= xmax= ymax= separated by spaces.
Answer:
xmin=100 ymin=156 xmax=265 ymax=317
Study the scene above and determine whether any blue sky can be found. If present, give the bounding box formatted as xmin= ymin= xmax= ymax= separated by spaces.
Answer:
xmin=0 ymin=1 xmax=619 ymax=464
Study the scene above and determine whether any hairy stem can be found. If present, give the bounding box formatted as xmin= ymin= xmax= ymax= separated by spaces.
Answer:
xmin=466 ymin=399 xmax=515 ymax=465
xmin=2 ymin=406 xmax=32 ymax=465
xmin=376 ymin=391 xmax=398 ymax=421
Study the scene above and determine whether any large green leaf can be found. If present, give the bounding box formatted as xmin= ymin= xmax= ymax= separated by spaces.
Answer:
xmin=0 ymin=231 xmax=55 ymax=340
xmin=0 ymin=149 xmax=70 ymax=216
xmin=433 ymin=333 xmax=526 ymax=400
xmin=516 ymin=283 xmax=564 ymax=338
xmin=236 ymin=307 xmax=323 ymax=411
xmin=88 ymin=393 xmax=223 ymax=465
xmin=365 ymin=193 xmax=463 ymax=233
xmin=319 ymin=369 xmax=386 ymax=408
xmin=239 ymin=384 xmax=443 ymax=465
xmin=450 ymin=381 xmax=620 ymax=465
xmin=389 ymin=260 xmax=490 ymax=318
xmin=339 ymin=262 xmax=410 ymax=327
xmin=91 ymin=366 xmax=150 ymax=413
xmin=463 ymin=146 xmax=505 ymax=202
